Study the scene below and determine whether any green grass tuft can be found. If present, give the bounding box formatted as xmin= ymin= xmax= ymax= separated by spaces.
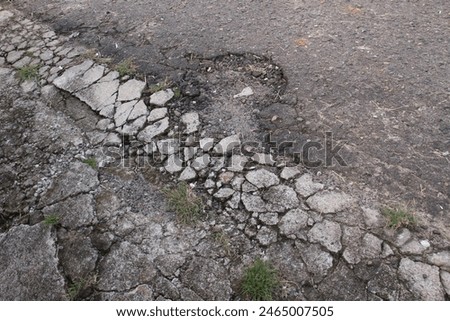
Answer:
xmin=17 ymin=65 xmax=39 ymax=81
xmin=173 ymin=87 xmax=182 ymax=98
xmin=381 ymin=207 xmax=416 ymax=229
xmin=115 ymin=58 xmax=137 ymax=77
xmin=82 ymin=158 xmax=97 ymax=169
xmin=164 ymin=182 xmax=203 ymax=225
xmin=43 ymin=214 xmax=59 ymax=226
xmin=241 ymin=259 xmax=278 ymax=301
xmin=68 ymin=280 xmax=85 ymax=300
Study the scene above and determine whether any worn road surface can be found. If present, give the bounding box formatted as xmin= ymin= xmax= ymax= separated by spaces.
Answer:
xmin=8 ymin=0 xmax=448 ymax=219
xmin=1 ymin=1 xmax=450 ymax=301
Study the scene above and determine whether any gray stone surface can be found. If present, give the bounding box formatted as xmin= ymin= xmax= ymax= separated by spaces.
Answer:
xmin=40 ymin=49 xmax=54 ymax=61
xmin=199 ymin=138 xmax=214 ymax=151
xmin=306 ymin=191 xmax=354 ymax=214
xmin=154 ymin=277 xmax=180 ymax=300
xmin=128 ymin=100 xmax=148 ymax=120
xmin=179 ymin=166 xmax=197 ymax=181
xmin=262 ymin=185 xmax=299 ymax=212
xmin=114 ymin=100 xmax=136 ymax=127
xmin=213 ymin=134 xmax=241 ymax=155
xmin=157 ymin=139 xmax=180 ymax=155
xmin=295 ymin=173 xmax=324 ymax=197
xmin=165 ymin=154 xmax=183 ymax=173
xmin=299 ymin=243 xmax=334 ymax=280
xmin=6 ymin=50 xmax=23 ymax=63
xmin=365 ymin=264 xmax=407 ymax=301
xmin=343 ymin=232 xmax=383 ymax=264
xmin=75 ymin=80 xmax=119 ymax=112
xmin=148 ymin=107 xmax=168 ymax=122
xmin=181 ymin=112 xmax=200 ymax=134
xmin=39 ymin=161 xmax=99 ymax=206
xmin=251 ymin=153 xmax=275 ymax=165
xmin=182 ymin=257 xmax=232 ymax=300
xmin=279 ymin=208 xmax=309 ymax=238
xmin=150 ymin=89 xmax=174 ymax=106
xmin=256 ymin=226 xmax=277 ymax=245
xmin=0 ymin=224 xmax=67 ymax=300
xmin=227 ymin=192 xmax=241 ymax=209
xmin=104 ymin=132 xmax=122 ymax=146
xmin=98 ymin=241 xmax=157 ymax=292
xmin=100 ymin=285 xmax=154 ymax=301
xmin=137 ymin=117 xmax=169 ymax=142
xmin=192 ymin=154 xmax=210 ymax=171
xmin=241 ymin=193 xmax=266 ymax=212
xmin=427 ymin=251 xmax=450 ymax=271
xmin=1 ymin=9 xmax=446 ymax=301
xmin=183 ymin=147 xmax=197 ymax=161
xmin=53 ymin=60 xmax=94 ymax=91
xmin=398 ymin=258 xmax=445 ymax=300
xmin=394 ymin=228 xmax=412 ymax=247
xmin=318 ymin=262 xmax=366 ymax=300
xmin=242 ymin=181 xmax=258 ymax=193
xmin=121 ymin=115 xmax=146 ymax=135
xmin=362 ymin=207 xmax=384 ymax=228
xmin=0 ymin=10 xmax=14 ymax=25
xmin=245 ymin=169 xmax=279 ymax=188
xmin=259 ymin=212 xmax=279 ymax=225
xmin=154 ymin=254 xmax=186 ymax=278
xmin=213 ymin=188 xmax=235 ymax=200
xmin=441 ymin=271 xmax=450 ymax=295
xmin=42 ymin=193 xmax=96 ymax=229
xmin=71 ymin=64 xmax=105 ymax=91
xmin=58 ymin=231 xmax=98 ymax=282
xmin=228 ymin=154 xmax=248 ymax=172
xmin=400 ymin=239 xmax=428 ymax=255
xmin=280 ymin=166 xmax=301 ymax=180
xmin=308 ymin=220 xmax=342 ymax=253
xmin=117 ymin=79 xmax=146 ymax=101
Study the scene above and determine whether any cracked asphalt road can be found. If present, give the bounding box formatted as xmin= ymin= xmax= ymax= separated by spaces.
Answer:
xmin=5 ymin=0 xmax=449 ymax=221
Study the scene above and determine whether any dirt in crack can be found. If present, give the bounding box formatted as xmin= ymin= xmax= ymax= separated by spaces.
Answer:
xmin=176 ymin=53 xmax=288 ymax=142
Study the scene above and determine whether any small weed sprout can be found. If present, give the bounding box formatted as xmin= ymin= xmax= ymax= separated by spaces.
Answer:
xmin=17 ymin=65 xmax=39 ymax=81
xmin=164 ymin=182 xmax=203 ymax=225
xmin=381 ymin=207 xmax=417 ymax=229
xmin=82 ymin=158 xmax=97 ymax=169
xmin=148 ymin=78 xmax=172 ymax=93
xmin=115 ymin=58 xmax=137 ymax=77
xmin=43 ymin=214 xmax=59 ymax=226
xmin=241 ymin=259 xmax=278 ymax=301
xmin=81 ymin=49 xmax=112 ymax=64
xmin=68 ymin=280 xmax=84 ymax=300
xmin=173 ymin=87 xmax=182 ymax=98
xmin=213 ymin=230 xmax=232 ymax=256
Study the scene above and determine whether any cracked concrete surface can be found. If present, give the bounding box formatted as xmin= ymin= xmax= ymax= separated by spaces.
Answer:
xmin=0 ymin=5 xmax=449 ymax=301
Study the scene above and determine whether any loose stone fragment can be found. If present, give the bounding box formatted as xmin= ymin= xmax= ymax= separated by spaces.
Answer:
xmin=398 ymin=258 xmax=445 ymax=300
xmin=213 ymin=188 xmax=235 ymax=200
xmin=306 ymin=191 xmax=354 ymax=213
xmin=245 ymin=169 xmax=279 ymax=188
xmin=295 ymin=173 xmax=324 ymax=197
xmin=179 ymin=167 xmax=197 ymax=181
xmin=147 ymin=107 xmax=168 ymax=122
xmin=199 ymin=138 xmax=214 ymax=152
xmin=181 ymin=112 xmax=200 ymax=134
xmin=137 ymin=117 xmax=169 ymax=142
xmin=280 ymin=166 xmax=301 ymax=180
xmin=118 ymin=79 xmax=146 ymax=101
xmin=307 ymin=220 xmax=342 ymax=253
xmin=213 ymin=134 xmax=240 ymax=155
xmin=150 ymin=89 xmax=174 ymax=106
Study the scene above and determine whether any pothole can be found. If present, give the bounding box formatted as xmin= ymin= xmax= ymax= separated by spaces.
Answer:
xmin=176 ymin=53 xmax=288 ymax=141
